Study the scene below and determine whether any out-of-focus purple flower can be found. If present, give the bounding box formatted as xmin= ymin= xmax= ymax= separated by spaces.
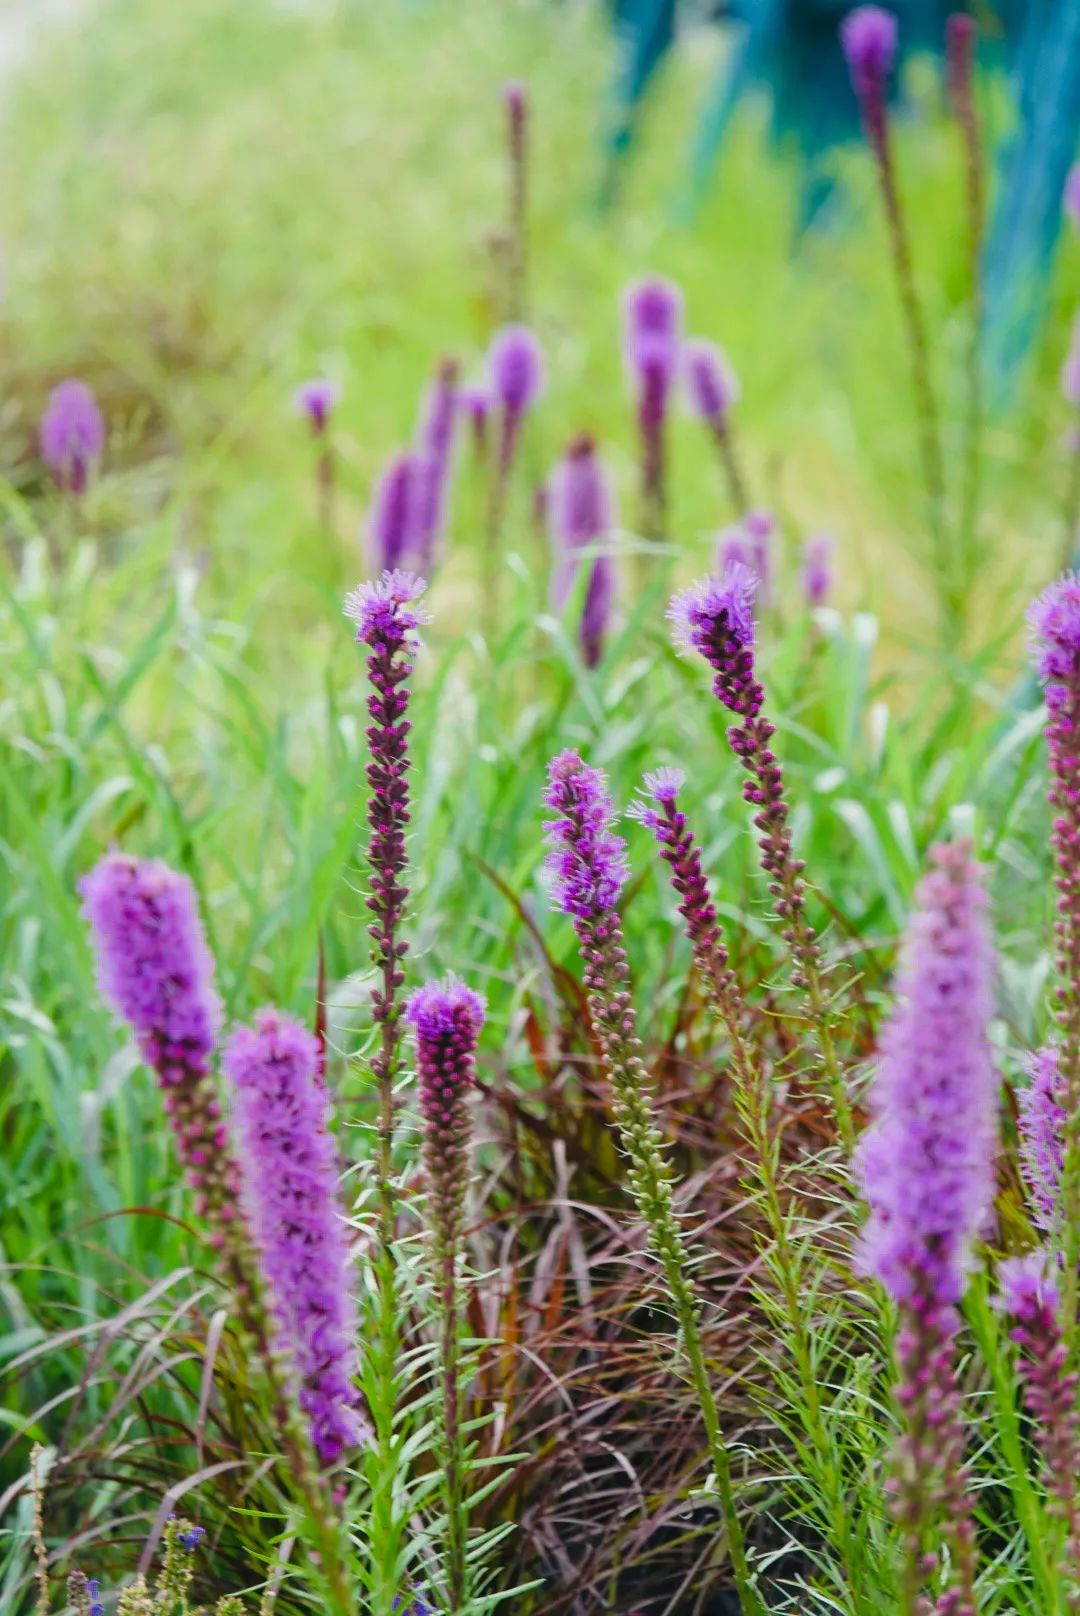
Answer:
xmin=802 ymin=533 xmax=834 ymax=608
xmin=548 ymin=434 xmax=615 ymax=608
xmin=294 ymin=378 xmax=340 ymax=436
xmin=684 ymin=339 xmax=739 ymax=423
xmin=840 ymin=6 xmax=898 ymax=107
xmin=622 ymin=278 xmax=683 ymax=392
xmin=412 ymin=358 xmax=460 ymax=568
xmin=580 ymin=556 xmax=616 ymax=669
xmin=79 ymin=854 xmax=237 ymax=1231
xmin=367 ymin=452 xmax=422 ymax=573
xmin=459 ymin=384 xmax=490 ymax=456
xmin=1018 ymin=1046 xmax=1065 ymax=1235
xmin=416 ymin=357 xmax=459 ymax=467
xmin=225 ymin=1008 xmax=367 ymax=1465
xmin=743 ymin=510 xmax=774 ymax=605
xmin=543 ymin=750 xmax=628 ymax=924
xmin=488 ymin=325 xmax=544 ymax=418
xmin=716 ymin=526 xmax=749 ymax=572
xmin=40 ymin=379 xmax=105 ymax=495
xmin=856 ymin=841 xmax=997 ymax=1308
xmin=1066 ymin=163 xmax=1080 ymax=230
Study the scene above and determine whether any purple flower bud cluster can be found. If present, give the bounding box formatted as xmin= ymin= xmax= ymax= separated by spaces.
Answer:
xmin=294 ymin=378 xmax=340 ymax=436
xmin=841 ymin=5 xmax=898 ymax=142
xmin=622 ymin=277 xmax=682 ymax=540
xmin=802 ymin=533 xmax=833 ymax=608
xmin=407 ymin=978 xmax=485 ymax=1252
xmin=548 ymin=434 xmax=617 ymax=668
xmin=1018 ymin=1046 xmax=1065 ymax=1235
xmin=543 ymin=749 xmax=629 ymax=929
xmin=998 ymin=1253 xmax=1080 ymax=1557
xmin=40 ymin=379 xmax=105 ymax=495
xmin=79 ymin=853 xmax=237 ymax=1240
xmin=88 ymin=1580 xmax=104 ymax=1616
xmin=668 ymin=564 xmax=760 ymax=718
xmin=858 ymin=841 xmax=995 ymax=1615
xmin=224 ymin=1008 xmax=367 ymax=1465
xmin=489 ymin=324 xmax=544 ymax=426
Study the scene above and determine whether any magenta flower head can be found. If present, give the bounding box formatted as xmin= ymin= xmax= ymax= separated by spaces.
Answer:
xmin=345 ymin=567 xmax=429 ymax=651
xmin=503 ymin=79 xmax=527 ymax=145
xmin=684 ymin=338 xmax=739 ymax=424
xmin=1019 ymin=1046 xmax=1065 ymax=1235
xmin=408 ymin=977 xmax=486 ymax=1158
xmin=1029 ymin=573 xmax=1080 ymax=694
xmin=543 ymin=750 xmax=628 ymax=925
xmin=802 ymin=533 xmax=834 ymax=608
xmin=367 ymin=452 xmax=422 ymax=572
xmin=488 ymin=324 xmax=544 ymax=418
xmin=840 ymin=6 xmax=898 ymax=106
xmin=1065 ymin=163 xmax=1080 ymax=230
xmin=716 ymin=525 xmax=749 ymax=571
xmin=743 ymin=509 xmax=774 ymax=605
xmin=856 ymin=840 xmax=998 ymax=1308
xmin=224 ymin=1008 xmax=366 ymax=1465
xmin=548 ymin=433 xmax=615 ymax=609
xmin=40 ymin=379 xmax=105 ymax=494
xmin=79 ymin=853 xmax=233 ymax=1230
xmin=417 ymin=357 xmax=460 ymax=467
xmin=668 ymin=563 xmax=761 ymax=719
xmin=294 ymin=378 xmax=340 ymax=436
xmin=622 ymin=278 xmax=683 ymax=394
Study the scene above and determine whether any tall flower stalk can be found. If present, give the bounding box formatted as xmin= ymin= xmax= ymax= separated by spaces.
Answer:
xmin=623 ymin=278 xmax=682 ymax=545
xmin=413 ymin=357 xmax=460 ymax=570
xmin=542 ymin=750 xmax=764 ymax=1616
xmin=946 ymin=13 xmax=984 ymax=583
xmin=1029 ymin=575 xmax=1080 ymax=1328
xmin=684 ymin=337 xmax=748 ymax=512
xmin=631 ymin=768 xmax=871 ymax=1610
xmin=841 ymin=6 xmax=948 ymax=592
xmin=669 ymin=563 xmax=855 ymax=1147
xmin=484 ymin=324 xmax=544 ymax=634
xmin=856 ymin=841 xmax=998 ymax=1616
xmin=344 ymin=568 xmax=429 ymax=1616
xmin=407 ymin=978 xmax=486 ymax=1614
xmin=295 ymin=378 xmax=341 ymax=531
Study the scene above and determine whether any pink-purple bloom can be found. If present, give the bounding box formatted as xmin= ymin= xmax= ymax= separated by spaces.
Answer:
xmin=459 ymin=384 xmax=490 ymax=454
xmin=543 ymin=751 xmax=628 ymax=924
xmin=367 ymin=452 xmax=422 ymax=573
xmin=684 ymin=339 xmax=739 ymax=423
xmin=39 ymin=379 xmax=105 ymax=494
xmin=1063 ymin=326 xmax=1080 ymax=408
xmin=668 ymin=564 xmax=760 ymax=719
xmin=488 ymin=325 xmax=544 ymax=417
xmin=548 ymin=434 xmax=617 ymax=667
xmin=802 ymin=533 xmax=834 ymax=608
xmin=840 ymin=6 xmax=898 ymax=104
xmin=1018 ymin=1046 xmax=1065 ymax=1235
xmin=294 ymin=378 xmax=340 ymax=435
xmin=224 ymin=1008 xmax=366 ymax=1465
xmin=413 ymin=357 xmax=460 ymax=565
xmin=344 ymin=568 xmax=430 ymax=649
xmin=856 ymin=841 xmax=998 ymax=1308
xmin=622 ymin=278 xmax=683 ymax=391
xmin=408 ymin=977 xmax=486 ymax=1150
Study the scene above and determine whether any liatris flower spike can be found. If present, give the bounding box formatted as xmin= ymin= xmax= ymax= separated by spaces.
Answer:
xmin=408 ymin=977 xmax=485 ymax=1611
xmin=79 ymin=853 xmax=238 ymax=1238
xmin=1030 ymin=574 xmax=1080 ymax=1302
xmin=841 ymin=5 xmax=897 ymax=138
xmin=684 ymin=338 xmax=748 ymax=510
xmin=40 ymin=379 xmax=105 ymax=495
xmin=413 ymin=356 xmax=460 ymax=568
xmin=548 ymin=434 xmax=617 ymax=667
xmin=225 ymin=1008 xmax=367 ymax=1465
xmin=295 ymin=377 xmax=340 ymax=436
xmin=542 ymin=750 xmax=763 ymax=1616
xmin=1018 ymin=1046 xmax=1065 ymax=1235
xmin=488 ymin=323 xmax=544 ymax=439
xmin=802 ymin=533 xmax=833 ymax=608
xmin=856 ymin=841 xmax=996 ymax=1616
xmin=623 ymin=277 xmax=682 ymax=542
xmin=669 ymin=564 xmax=855 ymax=1145
xmin=368 ymin=451 xmax=422 ymax=572
xmin=998 ymin=1252 xmax=1080 ymax=1570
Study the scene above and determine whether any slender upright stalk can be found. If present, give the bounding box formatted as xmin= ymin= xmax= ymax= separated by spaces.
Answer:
xmin=947 ymin=13 xmax=984 ymax=594
xmin=483 ymin=326 xmax=544 ymax=637
xmin=504 ymin=82 xmax=528 ymax=319
xmin=623 ymin=279 xmax=682 ymax=548
xmin=543 ymin=752 xmax=764 ymax=1616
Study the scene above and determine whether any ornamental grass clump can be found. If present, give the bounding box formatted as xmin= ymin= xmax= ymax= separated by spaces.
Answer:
xmin=542 ymin=748 xmax=764 ymax=1616
xmin=223 ymin=1008 xmax=366 ymax=1467
xmin=669 ymin=562 xmax=855 ymax=1145
xmin=407 ymin=977 xmax=486 ymax=1614
xmin=856 ymin=840 xmax=998 ymax=1616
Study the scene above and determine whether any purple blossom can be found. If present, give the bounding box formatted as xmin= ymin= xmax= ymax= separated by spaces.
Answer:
xmin=294 ymin=378 xmax=340 ymax=436
xmin=1066 ymin=163 xmax=1080 ymax=230
xmin=668 ymin=564 xmax=760 ymax=717
xmin=39 ymin=379 xmax=105 ymax=494
xmin=543 ymin=751 xmax=628 ymax=923
xmin=344 ymin=568 xmax=429 ymax=649
xmin=177 ymin=1526 xmax=206 ymax=1550
xmin=1018 ymin=1046 xmax=1065 ymax=1235
xmin=488 ymin=325 xmax=544 ymax=417
xmin=87 ymin=1582 xmax=104 ymax=1616
xmin=225 ymin=1008 xmax=367 ymax=1465
xmin=413 ymin=358 xmax=460 ymax=565
xmin=622 ymin=278 xmax=683 ymax=392
xmin=743 ymin=510 xmax=774 ymax=606
xmin=548 ymin=435 xmax=617 ymax=665
xmin=580 ymin=557 xmax=616 ymax=670
xmin=856 ymin=841 xmax=998 ymax=1308
xmin=802 ymin=533 xmax=833 ymax=608
xmin=716 ymin=525 xmax=749 ymax=572
xmin=367 ymin=453 xmax=422 ymax=572
xmin=840 ymin=6 xmax=898 ymax=104
xmin=408 ymin=978 xmax=485 ymax=1153
xmin=684 ymin=339 xmax=739 ymax=423
xmin=459 ymin=384 xmax=490 ymax=455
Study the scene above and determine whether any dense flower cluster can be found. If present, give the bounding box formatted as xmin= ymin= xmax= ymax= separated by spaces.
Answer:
xmin=224 ymin=1008 xmax=366 ymax=1465
xmin=40 ymin=378 xmax=105 ymax=494
xmin=368 ymin=452 xmax=422 ymax=572
xmin=802 ymin=533 xmax=833 ymax=608
xmin=668 ymin=564 xmax=760 ymax=716
xmin=1018 ymin=1045 xmax=1065 ymax=1234
xmin=543 ymin=749 xmax=629 ymax=926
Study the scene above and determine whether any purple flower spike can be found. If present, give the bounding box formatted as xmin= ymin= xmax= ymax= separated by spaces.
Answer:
xmin=408 ymin=977 xmax=485 ymax=1163
xmin=668 ymin=564 xmax=760 ymax=716
xmin=623 ymin=278 xmax=683 ymax=391
xmin=225 ymin=1009 xmax=367 ymax=1465
xmin=294 ymin=378 xmax=340 ymax=436
xmin=1065 ymin=163 xmax=1080 ymax=230
xmin=743 ymin=510 xmax=774 ymax=606
xmin=413 ymin=357 xmax=460 ymax=567
xmin=716 ymin=526 xmax=749 ymax=572
xmin=345 ymin=568 xmax=429 ymax=649
xmin=802 ymin=533 xmax=834 ymax=608
xmin=580 ymin=556 xmax=616 ymax=670
xmin=459 ymin=384 xmax=490 ymax=455
xmin=488 ymin=325 xmax=544 ymax=418
xmin=684 ymin=339 xmax=739 ymax=424
xmin=79 ymin=854 xmax=238 ymax=1234
xmin=543 ymin=751 xmax=628 ymax=923
xmin=367 ymin=452 xmax=422 ymax=573
xmin=856 ymin=841 xmax=997 ymax=1308
xmin=548 ymin=434 xmax=617 ymax=665
xmin=840 ymin=5 xmax=898 ymax=105
xmin=1018 ymin=1046 xmax=1065 ymax=1235
xmin=40 ymin=379 xmax=105 ymax=495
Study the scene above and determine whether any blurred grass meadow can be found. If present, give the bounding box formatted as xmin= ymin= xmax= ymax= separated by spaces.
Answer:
xmin=3 ymin=1 xmax=1080 ymax=1613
